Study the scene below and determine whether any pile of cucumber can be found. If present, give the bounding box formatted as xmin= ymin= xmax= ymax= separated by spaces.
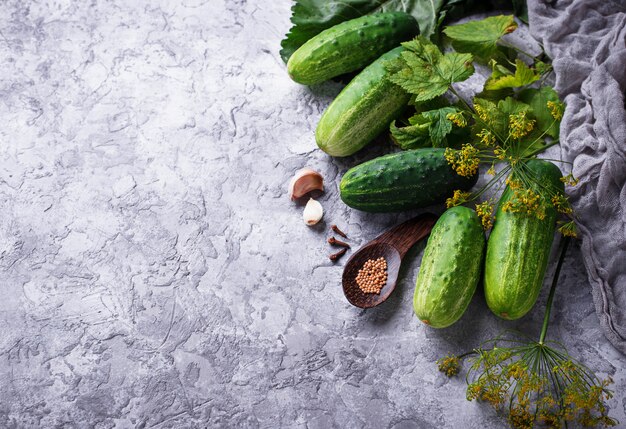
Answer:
xmin=287 ymin=12 xmax=562 ymax=327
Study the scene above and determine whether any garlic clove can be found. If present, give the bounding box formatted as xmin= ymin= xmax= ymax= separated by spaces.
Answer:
xmin=303 ymin=198 xmax=323 ymax=226
xmin=289 ymin=168 xmax=324 ymax=200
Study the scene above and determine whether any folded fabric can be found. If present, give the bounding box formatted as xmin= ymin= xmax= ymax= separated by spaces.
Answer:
xmin=528 ymin=0 xmax=626 ymax=353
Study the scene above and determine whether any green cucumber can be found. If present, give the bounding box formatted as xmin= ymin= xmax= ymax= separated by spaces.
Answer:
xmin=413 ymin=206 xmax=485 ymax=328
xmin=287 ymin=12 xmax=418 ymax=85
xmin=484 ymin=160 xmax=564 ymax=320
xmin=339 ymin=148 xmax=478 ymax=212
xmin=316 ymin=46 xmax=410 ymax=157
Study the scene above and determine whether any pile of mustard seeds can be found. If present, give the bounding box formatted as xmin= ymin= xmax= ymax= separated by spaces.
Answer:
xmin=355 ymin=257 xmax=387 ymax=294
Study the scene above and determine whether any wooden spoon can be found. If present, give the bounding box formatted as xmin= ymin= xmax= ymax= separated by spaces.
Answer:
xmin=342 ymin=213 xmax=438 ymax=308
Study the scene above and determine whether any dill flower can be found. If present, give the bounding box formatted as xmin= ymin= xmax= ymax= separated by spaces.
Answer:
xmin=494 ymin=146 xmax=506 ymax=160
xmin=446 ymin=189 xmax=471 ymax=208
xmin=474 ymin=103 xmax=489 ymax=122
xmin=505 ymin=177 xmax=522 ymax=190
xmin=560 ymin=173 xmax=579 ymax=186
xmin=547 ymin=100 xmax=564 ymax=120
xmin=462 ymin=340 xmax=616 ymax=429
xmin=502 ymin=182 xmax=547 ymax=220
xmin=551 ymin=193 xmax=573 ymax=214
xmin=445 ymin=144 xmax=480 ymax=178
xmin=558 ymin=220 xmax=578 ymax=238
xmin=475 ymin=201 xmax=495 ymax=230
xmin=447 ymin=112 xmax=467 ymax=127
xmin=437 ymin=355 xmax=461 ymax=377
xmin=436 ymin=237 xmax=618 ymax=429
xmin=487 ymin=164 xmax=496 ymax=176
xmin=477 ymin=128 xmax=496 ymax=146
xmin=508 ymin=111 xmax=535 ymax=139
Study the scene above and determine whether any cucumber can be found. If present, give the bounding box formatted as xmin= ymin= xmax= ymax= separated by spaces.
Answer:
xmin=413 ymin=206 xmax=485 ymax=328
xmin=484 ymin=160 xmax=564 ymax=320
xmin=316 ymin=46 xmax=410 ymax=157
xmin=339 ymin=148 xmax=478 ymax=212
xmin=287 ymin=12 xmax=418 ymax=85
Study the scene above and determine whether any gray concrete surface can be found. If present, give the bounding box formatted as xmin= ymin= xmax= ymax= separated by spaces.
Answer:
xmin=0 ymin=1 xmax=624 ymax=428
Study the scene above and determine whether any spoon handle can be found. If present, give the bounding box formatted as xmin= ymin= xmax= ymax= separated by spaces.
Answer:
xmin=373 ymin=213 xmax=438 ymax=258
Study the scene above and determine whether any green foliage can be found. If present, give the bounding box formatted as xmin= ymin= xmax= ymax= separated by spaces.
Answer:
xmin=387 ymin=36 xmax=474 ymax=102
xmin=391 ymin=106 xmax=463 ymax=149
xmin=280 ymin=0 xmax=471 ymax=62
xmin=484 ymin=59 xmax=539 ymax=90
xmin=422 ymin=107 xmax=461 ymax=146
xmin=443 ymin=15 xmax=517 ymax=61
xmin=518 ymin=86 xmax=561 ymax=139
xmin=390 ymin=118 xmax=430 ymax=149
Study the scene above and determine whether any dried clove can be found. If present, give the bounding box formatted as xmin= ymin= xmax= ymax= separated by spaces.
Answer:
xmin=328 ymin=236 xmax=350 ymax=248
xmin=331 ymin=224 xmax=348 ymax=238
xmin=329 ymin=248 xmax=348 ymax=261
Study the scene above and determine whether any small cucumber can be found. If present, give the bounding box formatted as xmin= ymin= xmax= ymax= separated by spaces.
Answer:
xmin=287 ymin=12 xmax=418 ymax=85
xmin=339 ymin=148 xmax=478 ymax=212
xmin=316 ymin=46 xmax=410 ymax=157
xmin=484 ymin=160 xmax=564 ymax=320
xmin=413 ymin=206 xmax=485 ymax=328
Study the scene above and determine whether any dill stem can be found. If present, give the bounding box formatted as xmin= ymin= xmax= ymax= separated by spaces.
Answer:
xmin=524 ymin=139 xmax=559 ymax=158
xmin=497 ymin=40 xmax=536 ymax=59
xmin=449 ymin=86 xmax=474 ymax=113
xmin=539 ymin=236 xmax=571 ymax=345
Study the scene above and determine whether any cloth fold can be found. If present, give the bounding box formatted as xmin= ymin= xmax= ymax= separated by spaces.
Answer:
xmin=528 ymin=0 xmax=626 ymax=353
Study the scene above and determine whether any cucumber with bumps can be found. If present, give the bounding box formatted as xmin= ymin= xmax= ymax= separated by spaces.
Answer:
xmin=316 ymin=46 xmax=410 ymax=157
xmin=339 ymin=148 xmax=478 ymax=212
xmin=484 ymin=160 xmax=564 ymax=320
xmin=413 ymin=206 xmax=485 ymax=328
xmin=287 ymin=12 xmax=418 ymax=85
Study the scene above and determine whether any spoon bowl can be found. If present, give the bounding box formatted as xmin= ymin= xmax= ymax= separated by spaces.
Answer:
xmin=341 ymin=213 xmax=437 ymax=308
xmin=342 ymin=242 xmax=402 ymax=308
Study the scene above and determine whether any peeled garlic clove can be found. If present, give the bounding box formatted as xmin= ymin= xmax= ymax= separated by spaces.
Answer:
xmin=303 ymin=198 xmax=323 ymax=225
xmin=289 ymin=168 xmax=324 ymax=200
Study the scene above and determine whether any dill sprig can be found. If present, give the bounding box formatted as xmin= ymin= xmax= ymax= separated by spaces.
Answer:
xmin=437 ymin=238 xmax=618 ymax=428
xmin=444 ymin=94 xmax=578 ymax=237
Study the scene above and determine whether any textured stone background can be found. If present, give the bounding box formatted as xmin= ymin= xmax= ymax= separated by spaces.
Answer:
xmin=0 ymin=1 xmax=625 ymax=428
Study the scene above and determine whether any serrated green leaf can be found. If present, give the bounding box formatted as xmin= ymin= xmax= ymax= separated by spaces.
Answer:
xmin=443 ymin=15 xmax=517 ymax=60
xmin=280 ymin=0 xmax=473 ymax=63
xmin=387 ymin=36 xmax=474 ymax=102
xmin=484 ymin=59 xmax=539 ymax=90
xmin=497 ymin=96 xmax=530 ymax=117
xmin=391 ymin=106 xmax=462 ymax=148
xmin=390 ymin=118 xmax=431 ymax=149
xmin=518 ymin=86 xmax=561 ymax=139
xmin=421 ymin=107 xmax=459 ymax=146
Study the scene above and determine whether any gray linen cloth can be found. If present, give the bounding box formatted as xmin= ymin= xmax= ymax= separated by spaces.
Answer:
xmin=528 ymin=0 xmax=626 ymax=352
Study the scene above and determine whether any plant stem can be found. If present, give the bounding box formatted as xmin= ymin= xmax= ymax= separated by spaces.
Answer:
xmin=524 ymin=140 xmax=560 ymax=158
xmin=538 ymin=236 xmax=571 ymax=345
xmin=449 ymin=86 xmax=474 ymax=113
xmin=497 ymin=40 xmax=536 ymax=59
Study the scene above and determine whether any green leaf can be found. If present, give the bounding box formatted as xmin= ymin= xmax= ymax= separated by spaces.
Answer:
xmin=387 ymin=36 xmax=474 ymax=102
xmin=280 ymin=0 xmax=472 ymax=63
xmin=421 ymin=107 xmax=459 ymax=146
xmin=443 ymin=15 xmax=517 ymax=60
xmin=472 ymin=97 xmax=507 ymax=139
xmin=390 ymin=118 xmax=430 ymax=149
xmin=518 ymin=86 xmax=561 ymax=139
xmin=497 ymin=96 xmax=530 ymax=117
xmin=391 ymin=106 xmax=461 ymax=149
xmin=484 ymin=59 xmax=539 ymax=90
xmin=471 ymin=96 xmax=530 ymax=142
